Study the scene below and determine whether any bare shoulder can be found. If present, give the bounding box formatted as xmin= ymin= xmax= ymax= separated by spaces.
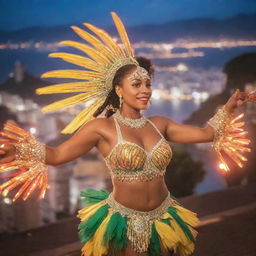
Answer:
xmin=88 ymin=116 xmax=115 ymax=139
xmin=147 ymin=115 xmax=178 ymax=134
xmin=147 ymin=115 xmax=169 ymax=133
xmin=91 ymin=117 xmax=112 ymax=126
xmin=147 ymin=115 xmax=173 ymax=126
xmin=76 ymin=117 xmax=112 ymax=136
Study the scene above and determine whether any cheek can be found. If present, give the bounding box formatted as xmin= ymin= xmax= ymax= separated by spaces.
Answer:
xmin=124 ymin=86 xmax=139 ymax=97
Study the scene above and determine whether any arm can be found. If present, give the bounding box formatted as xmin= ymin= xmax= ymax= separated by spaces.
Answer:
xmin=158 ymin=115 xmax=215 ymax=144
xmin=46 ymin=118 xmax=103 ymax=166
xmin=0 ymin=118 xmax=104 ymax=201
xmin=0 ymin=118 xmax=103 ymax=166
xmin=162 ymin=89 xmax=245 ymax=144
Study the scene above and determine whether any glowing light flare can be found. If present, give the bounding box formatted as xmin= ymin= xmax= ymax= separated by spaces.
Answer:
xmin=219 ymin=162 xmax=229 ymax=172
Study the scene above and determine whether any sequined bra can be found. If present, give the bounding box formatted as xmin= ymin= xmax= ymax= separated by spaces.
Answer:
xmin=104 ymin=117 xmax=173 ymax=182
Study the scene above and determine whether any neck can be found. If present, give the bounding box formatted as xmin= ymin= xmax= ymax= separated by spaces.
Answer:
xmin=119 ymin=105 xmax=142 ymax=119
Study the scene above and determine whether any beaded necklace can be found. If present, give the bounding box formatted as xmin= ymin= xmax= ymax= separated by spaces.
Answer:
xmin=113 ymin=109 xmax=147 ymax=129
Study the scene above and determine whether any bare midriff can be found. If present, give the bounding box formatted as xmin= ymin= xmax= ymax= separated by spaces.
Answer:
xmin=111 ymin=175 xmax=169 ymax=211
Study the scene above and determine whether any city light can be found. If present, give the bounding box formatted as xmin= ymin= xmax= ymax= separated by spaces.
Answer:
xmin=29 ymin=127 xmax=37 ymax=134
xmin=177 ymin=63 xmax=188 ymax=72
xmin=1 ymin=39 xmax=256 ymax=59
xmin=152 ymin=89 xmax=161 ymax=100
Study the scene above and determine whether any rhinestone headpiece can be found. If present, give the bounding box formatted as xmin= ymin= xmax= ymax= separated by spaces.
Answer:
xmin=127 ymin=66 xmax=150 ymax=82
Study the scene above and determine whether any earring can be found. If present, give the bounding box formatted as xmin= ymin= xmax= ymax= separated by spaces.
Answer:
xmin=147 ymin=99 xmax=152 ymax=108
xmin=119 ymin=94 xmax=123 ymax=109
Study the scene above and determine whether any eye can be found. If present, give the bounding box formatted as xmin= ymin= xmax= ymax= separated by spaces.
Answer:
xmin=146 ymin=83 xmax=151 ymax=87
xmin=132 ymin=82 xmax=141 ymax=88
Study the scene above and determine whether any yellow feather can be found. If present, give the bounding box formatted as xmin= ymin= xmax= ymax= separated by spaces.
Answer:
xmin=59 ymin=40 xmax=111 ymax=66
xmin=161 ymin=212 xmax=174 ymax=220
xmin=36 ymin=81 xmax=104 ymax=94
xmin=49 ymin=52 xmax=106 ymax=73
xmin=41 ymin=90 xmax=101 ymax=113
xmin=155 ymin=220 xmax=179 ymax=253
xmin=111 ymin=12 xmax=134 ymax=57
xmin=77 ymin=201 xmax=107 ymax=222
xmin=70 ymin=26 xmax=117 ymax=62
xmin=61 ymin=96 xmax=106 ymax=134
xmin=173 ymin=205 xmax=200 ymax=227
xmin=93 ymin=214 xmax=112 ymax=256
xmin=84 ymin=23 xmax=125 ymax=59
xmin=81 ymin=238 xmax=94 ymax=256
xmin=41 ymin=69 xmax=104 ymax=80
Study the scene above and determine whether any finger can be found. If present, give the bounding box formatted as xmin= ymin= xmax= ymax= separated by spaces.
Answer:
xmin=0 ymin=139 xmax=15 ymax=145
xmin=0 ymin=155 xmax=15 ymax=164
xmin=248 ymin=89 xmax=256 ymax=95
xmin=237 ymin=100 xmax=244 ymax=107
xmin=232 ymin=89 xmax=239 ymax=99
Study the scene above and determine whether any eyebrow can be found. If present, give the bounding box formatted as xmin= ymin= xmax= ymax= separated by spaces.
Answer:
xmin=132 ymin=78 xmax=150 ymax=82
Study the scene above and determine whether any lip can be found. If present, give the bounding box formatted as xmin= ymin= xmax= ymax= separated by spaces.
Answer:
xmin=137 ymin=97 xmax=149 ymax=103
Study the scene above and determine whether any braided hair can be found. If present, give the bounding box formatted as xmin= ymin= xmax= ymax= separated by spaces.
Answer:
xmin=93 ymin=56 xmax=154 ymax=118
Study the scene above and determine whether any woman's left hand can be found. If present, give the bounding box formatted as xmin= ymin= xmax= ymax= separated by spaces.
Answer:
xmin=224 ymin=88 xmax=256 ymax=114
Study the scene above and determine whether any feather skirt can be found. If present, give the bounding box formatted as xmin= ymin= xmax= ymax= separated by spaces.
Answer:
xmin=77 ymin=189 xmax=200 ymax=256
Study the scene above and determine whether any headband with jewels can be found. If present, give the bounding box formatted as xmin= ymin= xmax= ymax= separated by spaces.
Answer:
xmin=36 ymin=12 xmax=149 ymax=134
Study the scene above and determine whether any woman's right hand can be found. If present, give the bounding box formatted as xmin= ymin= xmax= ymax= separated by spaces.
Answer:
xmin=0 ymin=139 xmax=16 ymax=164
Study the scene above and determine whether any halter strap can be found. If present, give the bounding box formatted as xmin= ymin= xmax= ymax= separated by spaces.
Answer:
xmin=113 ymin=117 xmax=124 ymax=143
xmin=146 ymin=118 xmax=164 ymax=139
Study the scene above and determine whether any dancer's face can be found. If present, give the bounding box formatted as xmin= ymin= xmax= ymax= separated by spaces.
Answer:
xmin=116 ymin=67 xmax=152 ymax=110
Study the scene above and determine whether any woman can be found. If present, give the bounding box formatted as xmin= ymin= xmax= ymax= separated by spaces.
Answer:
xmin=0 ymin=12 xmax=251 ymax=256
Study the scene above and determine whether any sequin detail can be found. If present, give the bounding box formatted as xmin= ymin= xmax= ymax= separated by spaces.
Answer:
xmin=105 ymin=191 xmax=175 ymax=253
xmin=104 ymin=117 xmax=173 ymax=182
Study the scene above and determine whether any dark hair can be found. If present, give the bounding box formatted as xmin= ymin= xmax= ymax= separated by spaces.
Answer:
xmin=93 ymin=56 xmax=154 ymax=118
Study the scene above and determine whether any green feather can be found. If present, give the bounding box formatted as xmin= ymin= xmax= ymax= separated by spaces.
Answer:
xmin=167 ymin=207 xmax=195 ymax=243
xmin=103 ymin=212 xmax=128 ymax=249
xmin=80 ymin=189 xmax=110 ymax=206
xmin=149 ymin=222 xmax=162 ymax=256
xmin=78 ymin=204 xmax=110 ymax=243
xmin=160 ymin=218 xmax=173 ymax=228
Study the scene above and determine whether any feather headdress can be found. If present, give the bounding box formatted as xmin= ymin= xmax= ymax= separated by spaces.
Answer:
xmin=37 ymin=12 xmax=139 ymax=134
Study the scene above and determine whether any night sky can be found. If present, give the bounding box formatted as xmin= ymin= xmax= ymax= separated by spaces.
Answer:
xmin=1 ymin=0 xmax=256 ymax=31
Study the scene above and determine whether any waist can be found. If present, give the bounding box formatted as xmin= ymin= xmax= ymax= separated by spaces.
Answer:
xmin=112 ymin=176 xmax=169 ymax=210
xmin=106 ymin=190 xmax=175 ymax=218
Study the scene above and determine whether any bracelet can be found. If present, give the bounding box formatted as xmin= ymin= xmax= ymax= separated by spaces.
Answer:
xmin=207 ymin=105 xmax=233 ymax=151
xmin=15 ymin=137 xmax=46 ymax=167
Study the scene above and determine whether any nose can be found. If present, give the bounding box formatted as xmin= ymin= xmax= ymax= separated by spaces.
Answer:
xmin=141 ymin=83 xmax=152 ymax=94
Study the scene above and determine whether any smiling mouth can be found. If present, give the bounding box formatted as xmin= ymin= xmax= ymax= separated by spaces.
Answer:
xmin=137 ymin=97 xmax=149 ymax=102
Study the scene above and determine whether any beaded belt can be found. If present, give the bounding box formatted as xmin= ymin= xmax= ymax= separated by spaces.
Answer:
xmin=105 ymin=191 xmax=176 ymax=253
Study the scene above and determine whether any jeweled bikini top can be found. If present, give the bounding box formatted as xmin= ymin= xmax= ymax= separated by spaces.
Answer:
xmin=104 ymin=116 xmax=173 ymax=182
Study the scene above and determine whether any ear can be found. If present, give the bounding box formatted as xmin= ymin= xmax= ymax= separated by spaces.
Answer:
xmin=115 ymin=85 xmax=121 ymax=96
